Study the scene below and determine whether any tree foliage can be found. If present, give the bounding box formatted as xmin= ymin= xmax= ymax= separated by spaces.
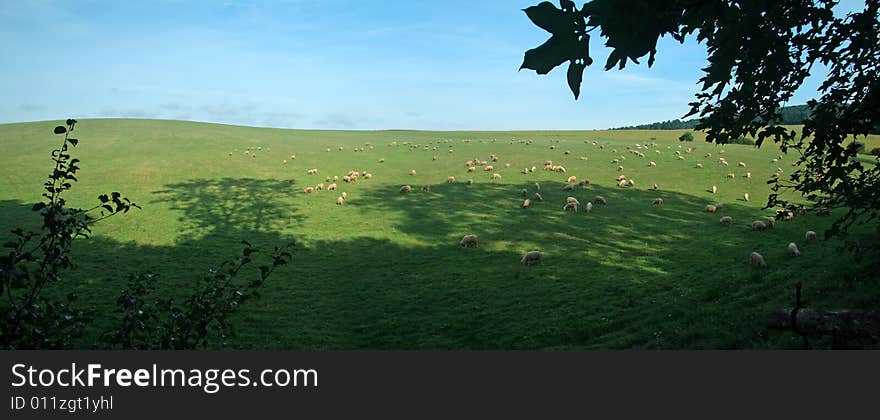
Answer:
xmin=521 ymin=0 xmax=880 ymax=238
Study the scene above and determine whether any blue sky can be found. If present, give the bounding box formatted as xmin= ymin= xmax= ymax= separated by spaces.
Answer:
xmin=0 ymin=0 xmax=866 ymax=130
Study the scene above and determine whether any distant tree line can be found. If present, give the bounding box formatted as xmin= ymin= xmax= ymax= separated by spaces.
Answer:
xmin=612 ymin=105 xmax=812 ymax=130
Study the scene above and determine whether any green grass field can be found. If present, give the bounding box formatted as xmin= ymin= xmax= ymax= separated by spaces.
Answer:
xmin=1 ymin=119 xmax=878 ymax=349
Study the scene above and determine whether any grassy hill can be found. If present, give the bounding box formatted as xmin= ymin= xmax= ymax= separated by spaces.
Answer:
xmin=1 ymin=119 xmax=878 ymax=349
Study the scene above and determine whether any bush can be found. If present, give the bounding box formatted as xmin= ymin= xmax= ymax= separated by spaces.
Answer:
xmin=870 ymin=147 xmax=880 ymax=156
xmin=850 ymin=141 xmax=866 ymax=154
xmin=729 ymin=136 xmax=756 ymax=146
xmin=678 ymin=131 xmax=694 ymax=142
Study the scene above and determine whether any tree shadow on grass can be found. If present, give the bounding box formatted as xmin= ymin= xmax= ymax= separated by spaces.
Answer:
xmin=151 ymin=177 xmax=305 ymax=240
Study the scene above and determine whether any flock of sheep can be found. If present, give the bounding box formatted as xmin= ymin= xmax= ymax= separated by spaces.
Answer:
xmin=231 ymin=136 xmax=828 ymax=268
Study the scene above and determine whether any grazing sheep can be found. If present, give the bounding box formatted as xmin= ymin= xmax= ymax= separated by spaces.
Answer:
xmin=341 ymin=192 xmax=348 ymax=199
xmin=421 ymin=185 xmax=431 ymax=192
xmin=378 ymin=158 xmax=385 ymax=163
xmin=333 ymin=176 xmax=339 ymax=182
xmin=328 ymin=183 xmax=338 ymax=191
xmin=649 ymin=161 xmax=657 ymax=167
xmin=399 ymin=185 xmax=412 ymax=193
xmin=492 ymin=173 xmax=502 ymax=180
xmin=522 ymin=199 xmax=531 ymax=208
xmin=336 ymin=196 xmax=345 ymax=205
xmin=751 ymin=220 xmax=767 ymax=231
xmin=595 ymin=196 xmax=607 ymax=205
xmin=484 ymin=165 xmax=495 ymax=171
xmin=521 ymin=251 xmax=544 ymax=265
xmin=566 ymin=196 xmax=580 ymax=204
xmin=767 ymin=216 xmax=776 ymax=229
xmin=706 ymin=205 xmax=718 ymax=213
xmin=746 ymin=172 xmax=752 ymax=178
xmin=534 ymin=193 xmax=543 ymax=201
xmin=447 ymin=176 xmax=455 ymax=183
xmin=325 ymin=176 xmax=331 ymax=182
xmin=787 ymin=242 xmax=801 ymax=256
xmin=522 ymin=168 xmax=530 ymax=174
xmin=727 ymin=173 xmax=736 ymax=179
xmin=579 ymin=179 xmax=590 ymax=187
xmin=743 ymin=193 xmax=750 ymax=202
xmin=720 ymin=216 xmax=733 ymax=225
xmin=627 ymin=179 xmax=635 ymax=187
xmin=617 ymin=166 xmax=625 ymax=171
xmin=805 ymin=230 xmax=817 ymax=242
xmin=521 ymin=188 xmax=529 ymax=196
xmin=618 ymin=180 xmax=628 ymax=188
xmin=316 ymin=183 xmax=325 ymax=190
xmin=409 ymin=169 xmax=417 ymax=176
xmin=364 ymin=173 xmax=373 ymax=179
xmin=738 ymin=162 xmax=747 ymax=168
xmin=467 ymin=166 xmax=476 ymax=172
xmin=711 ymin=185 xmax=718 ymax=194
xmin=561 ymin=184 xmax=574 ymax=191
xmin=460 ymin=234 xmax=479 ymax=248
xmin=652 ymin=198 xmax=664 ymax=206
xmin=307 ymin=168 xmax=318 ymax=175
xmin=531 ymin=166 xmax=537 ymax=172
xmin=304 ymin=187 xmax=315 ymax=194
xmin=617 ymin=175 xmax=627 ymax=181
xmin=585 ymin=202 xmax=593 ymax=212
xmin=652 ymin=183 xmax=659 ymax=190
xmin=751 ymin=252 xmax=767 ymax=268
xmin=567 ymin=176 xmax=577 ymax=183
xmin=563 ymin=202 xmax=579 ymax=212
xmin=504 ymin=163 xmax=511 ymax=168
xmin=467 ymin=179 xmax=474 ymax=185
xmin=343 ymin=175 xmax=351 ymax=183
xmin=555 ymin=166 xmax=567 ymax=173
xmin=696 ymin=163 xmax=704 ymax=169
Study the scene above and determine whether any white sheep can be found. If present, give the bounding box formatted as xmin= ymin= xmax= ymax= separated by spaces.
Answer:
xmin=805 ymin=230 xmax=817 ymax=242
xmin=652 ymin=198 xmax=664 ymax=206
xmin=720 ymin=216 xmax=733 ymax=225
xmin=595 ymin=196 xmax=606 ymax=205
xmin=743 ymin=193 xmax=750 ymax=202
xmin=522 ymin=199 xmax=531 ymax=208
xmin=534 ymin=193 xmax=543 ymax=202
xmin=563 ymin=202 xmax=578 ymax=212
xmin=751 ymin=252 xmax=767 ymax=268
xmin=336 ymin=196 xmax=345 ymax=205
xmin=787 ymin=242 xmax=801 ymax=256
xmin=460 ymin=234 xmax=479 ymax=248
xmin=585 ymin=202 xmax=593 ymax=212
xmin=399 ymin=185 xmax=412 ymax=193
xmin=521 ymin=250 xmax=543 ymax=265
xmin=751 ymin=220 xmax=767 ymax=231
xmin=711 ymin=185 xmax=717 ymax=194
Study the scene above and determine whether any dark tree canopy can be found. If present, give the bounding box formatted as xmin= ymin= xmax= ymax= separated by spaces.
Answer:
xmin=521 ymin=0 xmax=880 ymax=238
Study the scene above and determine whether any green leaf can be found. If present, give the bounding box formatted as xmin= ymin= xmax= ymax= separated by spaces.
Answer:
xmin=521 ymin=34 xmax=577 ymax=75
xmin=523 ymin=1 xmax=573 ymax=34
